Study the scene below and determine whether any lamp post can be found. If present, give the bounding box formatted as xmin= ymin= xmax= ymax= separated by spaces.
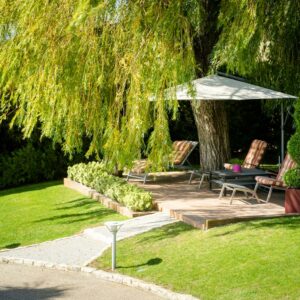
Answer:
xmin=104 ymin=221 xmax=123 ymax=271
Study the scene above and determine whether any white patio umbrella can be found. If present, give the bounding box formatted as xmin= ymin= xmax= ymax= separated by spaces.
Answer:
xmin=164 ymin=74 xmax=298 ymax=163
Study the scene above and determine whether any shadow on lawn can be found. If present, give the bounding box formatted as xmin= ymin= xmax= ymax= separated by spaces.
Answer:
xmin=54 ymin=198 xmax=98 ymax=210
xmin=118 ymin=257 xmax=162 ymax=269
xmin=4 ymin=243 xmax=21 ymax=249
xmin=33 ymin=208 xmax=117 ymax=224
xmin=212 ymin=216 xmax=300 ymax=237
xmin=0 ymin=181 xmax=62 ymax=197
xmin=137 ymin=222 xmax=194 ymax=244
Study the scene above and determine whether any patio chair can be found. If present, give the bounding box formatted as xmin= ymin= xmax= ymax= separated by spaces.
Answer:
xmin=189 ymin=139 xmax=268 ymax=188
xmin=126 ymin=140 xmax=198 ymax=184
xmin=253 ymin=153 xmax=297 ymax=203
xmin=224 ymin=139 xmax=268 ymax=170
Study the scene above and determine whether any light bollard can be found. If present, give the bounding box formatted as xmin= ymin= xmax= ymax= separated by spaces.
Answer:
xmin=104 ymin=221 xmax=123 ymax=271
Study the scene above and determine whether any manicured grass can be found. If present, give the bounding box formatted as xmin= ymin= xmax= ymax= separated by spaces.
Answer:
xmin=93 ymin=218 xmax=300 ymax=300
xmin=0 ymin=181 xmax=127 ymax=249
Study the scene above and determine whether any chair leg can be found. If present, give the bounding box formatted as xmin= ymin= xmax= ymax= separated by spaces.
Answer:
xmin=188 ymin=171 xmax=194 ymax=184
xmin=143 ymin=174 xmax=148 ymax=184
xmin=230 ymin=189 xmax=237 ymax=205
xmin=219 ymin=184 xmax=226 ymax=199
xmin=266 ymin=186 xmax=273 ymax=203
xmin=126 ymin=172 xmax=131 ymax=182
xmin=253 ymin=182 xmax=263 ymax=203
xmin=253 ymin=190 xmax=260 ymax=203
xmin=198 ymin=174 xmax=206 ymax=189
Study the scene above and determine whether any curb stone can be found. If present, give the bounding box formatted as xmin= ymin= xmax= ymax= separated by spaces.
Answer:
xmin=0 ymin=257 xmax=199 ymax=300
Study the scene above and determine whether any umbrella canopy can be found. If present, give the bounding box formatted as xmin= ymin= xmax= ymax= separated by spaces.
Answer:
xmin=168 ymin=75 xmax=297 ymax=101
xmin=165 ymin=74 xmax=297 ymax=163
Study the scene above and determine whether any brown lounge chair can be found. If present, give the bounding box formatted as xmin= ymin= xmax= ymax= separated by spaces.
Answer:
xmin=190 ymin=139 xmax=268 ymax=188
xmin=254 ymin=153 xmax=297 ymax=203
xmin=226 ymin=153 xmax=296 ymax=204
xmin=126 ymin=140 xmax=198 ymax=184
xmin=224 ymin=139 xmax=268 ymax=170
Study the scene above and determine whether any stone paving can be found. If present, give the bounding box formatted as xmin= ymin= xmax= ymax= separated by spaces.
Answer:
xmin=0 ymin=212 xmax=176 ymax=267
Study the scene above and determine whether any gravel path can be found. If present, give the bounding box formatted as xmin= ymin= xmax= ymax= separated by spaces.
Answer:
xmin=0 ymin=212 xmax=176 ymax=267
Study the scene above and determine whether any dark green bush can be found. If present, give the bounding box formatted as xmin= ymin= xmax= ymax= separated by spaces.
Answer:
xmin=287 ymin=132 xmax=300 ymax=167
xmin=0 ymin=143 xmax=67 ymax=189
xmin=68 ymin=162 xmax=153 ymax=211
xmin=283 ymin=168 xmax=300 ymax=188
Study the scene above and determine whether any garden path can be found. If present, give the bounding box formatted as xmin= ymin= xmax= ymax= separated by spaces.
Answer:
xmin=0 ymin=212 xmax=176 ymax=267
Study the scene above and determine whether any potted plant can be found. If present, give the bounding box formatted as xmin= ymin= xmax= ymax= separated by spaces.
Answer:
xmin=284 ymin=104 xmax=300 ymax=212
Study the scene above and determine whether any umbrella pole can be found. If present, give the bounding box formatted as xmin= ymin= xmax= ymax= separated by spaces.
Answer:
xmin=281 ymin=102 xmax=285 ymax=163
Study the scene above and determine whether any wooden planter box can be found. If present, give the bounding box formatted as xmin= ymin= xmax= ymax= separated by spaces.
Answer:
xmin=285 ymin=188 xmax=300 ymax=213
xmin=64 ymin=178 xmax=155 ymax=218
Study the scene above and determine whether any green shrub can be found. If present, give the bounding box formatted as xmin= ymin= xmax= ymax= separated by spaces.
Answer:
xmin=284 ymin=100 xmax=300 ymax=188
xmin=229 ymin=158 xmax=243 ymax=165
xmin=287 ymin=132 xmax=300 ymax=166
xmin=0 ymin=143 xmax=67 ymax=189
xmin=67 ymin=162 xmax=153 ymax=211
xmin=284 ymin=133 xmax=300 ymax=188
xmin=283 ymin=168 xmax=300 ymax=188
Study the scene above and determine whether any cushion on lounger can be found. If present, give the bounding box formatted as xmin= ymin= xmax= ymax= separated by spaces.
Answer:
xmin=130 ymin=159 xmax=148 ymax=174
xmin=172 ymin=141 xmax=194 ymax=165
xmin=276 ymin=154 xmax=297 ymax=181
xmin=223 ymin=139 xmax=267 ymax=170
xmin=242 ymin=139 xmax=267 ymax=168
xmin=255 ymin=176 xmax=286 ymax=187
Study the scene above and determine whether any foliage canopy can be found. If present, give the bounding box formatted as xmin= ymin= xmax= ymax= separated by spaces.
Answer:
xmin=0 ymin=0 xmax=299 ymax=169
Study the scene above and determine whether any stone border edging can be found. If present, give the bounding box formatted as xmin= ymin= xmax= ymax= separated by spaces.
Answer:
xmin=0 ymin=257 xmax=199 ymax=300
xmin=64 ymin=178 xmax=156 ymax=218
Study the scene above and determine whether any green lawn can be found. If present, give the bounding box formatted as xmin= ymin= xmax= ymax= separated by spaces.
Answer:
xmin=0 ymin=181 xmax=126 ymax=249
xmin=93 ymin=218 xmax=300 ymax=300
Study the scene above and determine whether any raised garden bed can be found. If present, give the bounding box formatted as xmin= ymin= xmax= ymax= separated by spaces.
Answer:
xmin=64 ymin=178 xmax=155 ymax=218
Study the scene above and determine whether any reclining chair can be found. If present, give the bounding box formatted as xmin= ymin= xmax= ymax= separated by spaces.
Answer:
xmin=126 ymin=140 xmax=198 ymax=184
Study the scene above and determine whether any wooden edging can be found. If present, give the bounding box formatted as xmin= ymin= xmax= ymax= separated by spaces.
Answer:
xmin=64 ymin=178 xmax=156 ymax=218
xmin=205 ymin=213 xmax=300 ymax=230
xmin=155 ymin=201 xmax=300 ymax=231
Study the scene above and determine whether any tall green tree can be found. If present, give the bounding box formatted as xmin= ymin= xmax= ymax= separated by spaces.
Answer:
xmin=0 ymin=0 xmax=299 ymax=171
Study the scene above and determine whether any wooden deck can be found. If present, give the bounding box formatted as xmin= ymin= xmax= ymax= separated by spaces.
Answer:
xmin=131 ymin=171 xmax=293 ymax=230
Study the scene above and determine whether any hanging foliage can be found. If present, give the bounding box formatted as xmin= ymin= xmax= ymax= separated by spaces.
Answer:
xmin=213 ymin=0 xmax=300 ymax=97
xmin=0 ymin=0 xmax=299 ymax=171
xmin=0 ymin=0 xmax=202 ymax=170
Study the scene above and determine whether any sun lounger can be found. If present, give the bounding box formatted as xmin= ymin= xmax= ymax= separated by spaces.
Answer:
xmin=254 ymin=154 xmax=297 ymax=202
xmin=224 ymin=139 xmax=268 ymax=170
xmin=189 ymin=139 xmax=268 ymax=188
xmin=126 ymin=140 xmax=198 ymax=183
xmin=220 ymin=154 xmax=296 ymax=204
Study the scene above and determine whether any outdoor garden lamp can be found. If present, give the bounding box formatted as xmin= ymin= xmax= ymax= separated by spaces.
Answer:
xmin=104 ymin=221 xmax=123 ymax=271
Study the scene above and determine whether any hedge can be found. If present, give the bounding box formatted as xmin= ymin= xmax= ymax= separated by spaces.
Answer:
xmin=0 ymin=143 xmax=67 ymax=189
xmin=67 ymin=162 xmax=153 ymax=211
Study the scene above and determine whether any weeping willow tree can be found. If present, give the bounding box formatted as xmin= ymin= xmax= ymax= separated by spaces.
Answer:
xmin=0 ymin=0 xmax=299 ymax=171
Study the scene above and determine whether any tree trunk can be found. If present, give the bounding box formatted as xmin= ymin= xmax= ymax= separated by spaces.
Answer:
xmin=191 ymin=100 xmax=230 ymax=171
xmin=189 ymin=0 xmax=230 ymax=170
